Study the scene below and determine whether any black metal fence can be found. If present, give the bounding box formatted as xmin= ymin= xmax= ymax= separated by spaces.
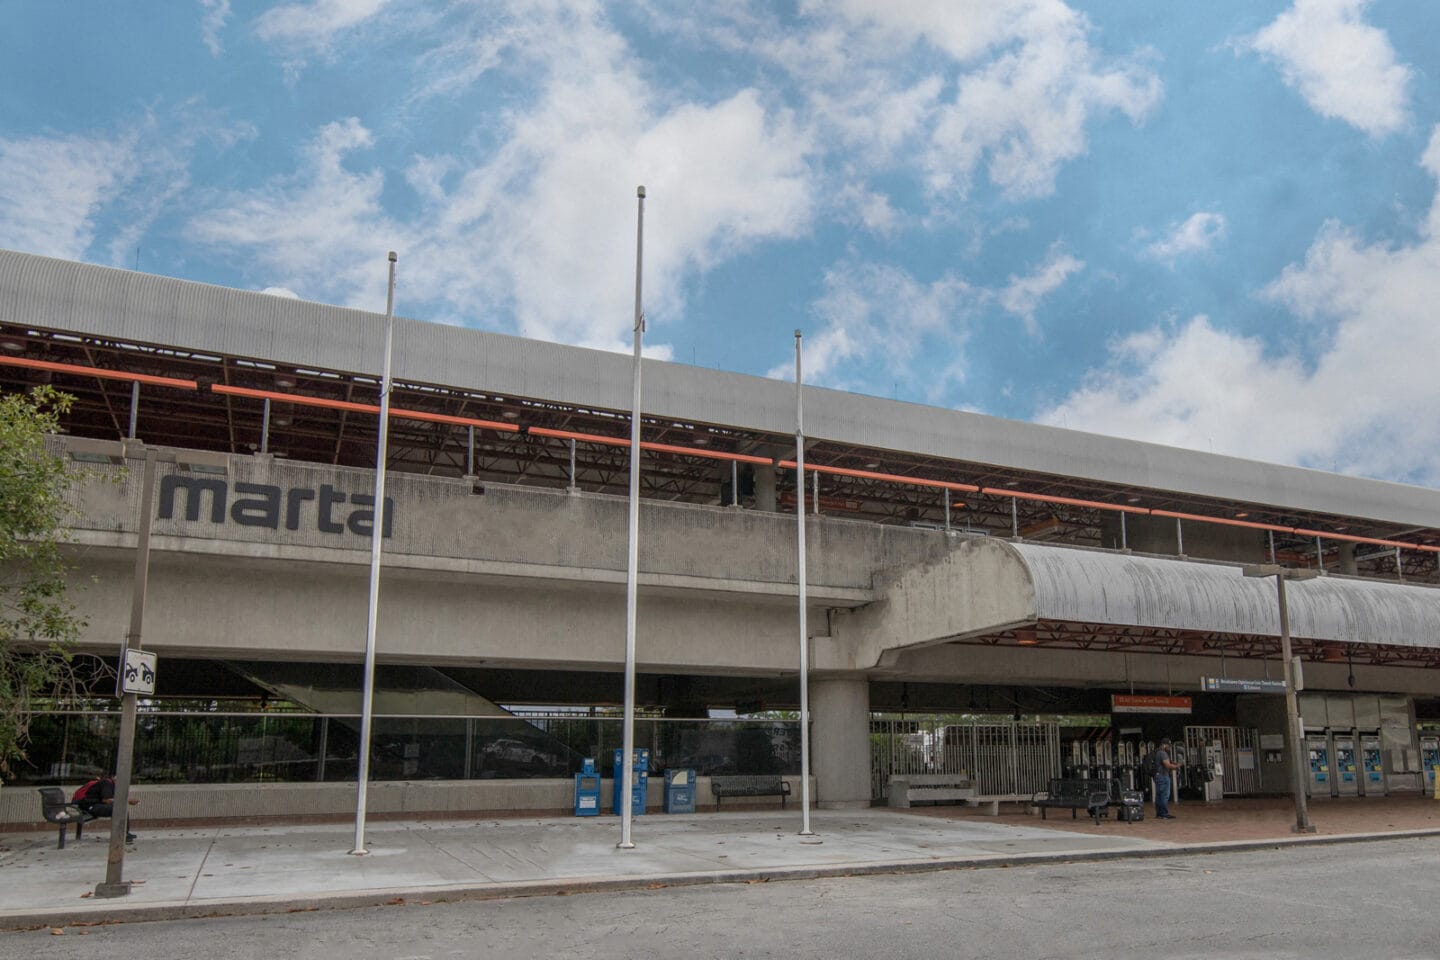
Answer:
xmin=13 ymin=710 xmax=802 ymax=787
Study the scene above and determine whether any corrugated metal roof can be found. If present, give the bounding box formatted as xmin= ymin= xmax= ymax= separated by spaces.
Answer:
xmin=4 ymin=247 xmax=1440 ymax=528
xmin=1012 ymin=542 xmax=1440 ymax=649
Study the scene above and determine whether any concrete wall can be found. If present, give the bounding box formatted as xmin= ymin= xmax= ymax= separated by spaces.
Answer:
xmin=0 ymin=776 xmax=812 ymax=830
xmin=57 ymin=454 xmax=965 ymax=674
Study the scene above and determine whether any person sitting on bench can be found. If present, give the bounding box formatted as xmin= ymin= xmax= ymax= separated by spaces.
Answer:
xmin=74 ymin=775 xmax=138 ymax=842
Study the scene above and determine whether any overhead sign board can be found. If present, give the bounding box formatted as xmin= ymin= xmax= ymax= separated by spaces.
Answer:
xmin=119 ymin=649 xmax=157 ymax=696
xmin=1111 ymin=694 xmax=1192 ymax=715
xmin=1202 ymin=677 xmax=1287 ymax=695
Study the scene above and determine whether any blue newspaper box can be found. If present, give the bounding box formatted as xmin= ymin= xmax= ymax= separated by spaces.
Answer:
xmin=574 ymin=757 xmax=600 ymax=816
xmin=611 ymin=748 xmax=650 ymax=815
xmin=612 ymin=747 xmax=650 ymax=771
xmin=663 ymin=768 xmax=696 ymax=814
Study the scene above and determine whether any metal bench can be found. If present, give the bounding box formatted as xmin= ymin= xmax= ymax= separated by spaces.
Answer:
xmin=710 ymin=775 xmax=791 ymax=811
xmin=888 ymin=774 xmax=977 ymax=808
xmin=38 ymin=787 xmax=97 ymax=849
xmin=1031 ymin=778 xmax=1113 ymax=825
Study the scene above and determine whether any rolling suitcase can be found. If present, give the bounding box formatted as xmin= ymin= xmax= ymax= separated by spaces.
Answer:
xmin=1117 ymin=790 xmax=1145 ymax=822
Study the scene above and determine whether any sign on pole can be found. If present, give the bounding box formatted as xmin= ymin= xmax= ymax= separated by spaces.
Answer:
xmin=119 ymin=650 xmax=157 ymax=696
xmin=1201 ymin=677 xmax=1287 ymax=694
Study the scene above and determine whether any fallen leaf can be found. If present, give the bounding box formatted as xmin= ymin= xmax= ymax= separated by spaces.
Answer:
xmin=50 ymin=928 xmax=65 ymax=936
xmin=80 ymin=892 xmax=93 ymax=899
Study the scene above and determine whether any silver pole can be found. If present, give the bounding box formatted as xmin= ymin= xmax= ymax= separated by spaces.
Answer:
xmin=619 ymin=187 xmax=645 ymax=849
xmin=795 ymin=330 xmax=813 ymax=836
xmin=944 ymin=495 xmax=950 ymax=532
xmin=1120 ymin=511 xmax=1127 ymax=550
xmin=260 ymin=398 xmax=271 ymax=454
xmin=1276 ymin=575 xmax=1314 ymax=833
xmin=1011 ymin=498 xmax=1018 ymax=537
xmin=1176 ymin=517 xmax=1184 ymax=556
xmin=467 ymin=425 xmax=475 ymax=476
xmin=95 ymin=447 xmax=157 ymax=898
xmin=1315 ymin=535 xmax=1324 ymax=571
xmin=731 ymin=461 xmax=738 ymax=507
xmin=128 ymin=381 xmax=140 ymax=439
xmin=569 ymin=438 xmax=577 ymax=491
xmin=351 ymin=251 xmax=398 ymax=856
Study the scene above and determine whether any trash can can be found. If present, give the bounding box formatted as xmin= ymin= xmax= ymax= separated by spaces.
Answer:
xmin=574 ymin=757 xmax=600 ymax=816
xmin=663 ymin=768 xmax=696 ymax=814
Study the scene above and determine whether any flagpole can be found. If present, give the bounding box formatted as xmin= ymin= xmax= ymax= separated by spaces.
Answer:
xmin=619 ymin=186 xmax=645 ymax=849
xmin=795 ymin=330 xmax=813 ymax=836
xmin=351 ymin=251 xmax=397 ymax=856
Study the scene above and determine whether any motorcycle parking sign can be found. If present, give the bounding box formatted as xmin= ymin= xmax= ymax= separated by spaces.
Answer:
xmin=120 ymin=649 xmax=158 ymax=696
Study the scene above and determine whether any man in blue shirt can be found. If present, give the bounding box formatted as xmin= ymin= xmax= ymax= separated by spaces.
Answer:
xmin=1152 ymin=738 xmax=1181 ymax=819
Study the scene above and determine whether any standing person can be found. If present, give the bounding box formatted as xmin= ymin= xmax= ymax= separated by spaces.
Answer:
xmin=1150 ymin=738 xmax=1181 ymax=820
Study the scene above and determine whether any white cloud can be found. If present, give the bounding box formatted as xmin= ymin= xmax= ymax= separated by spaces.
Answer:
xmin=254 ymin=0 xmax=390 ymax=48
xmin=997 ymin=246 xmax=1084 ymax=334
xmin=1040 ymin=126 xmax=1440 ymax=484
xmin=772 ymin=262 xmax=976 ymax=396
xmin=189 ymin=5 xmax=814 ymax=350
xmin=800 ymin=0 xmax=1161 ymax=200
xmin=1245 ymin=0 xmax=1411 ymax=137
xmin=0 ymin=134 xmax=135 ymax=261
xmin=1144 ymin=211 xmax=1227 ymax=262
xmin=199 ymin=0 xmax=231 ymax=55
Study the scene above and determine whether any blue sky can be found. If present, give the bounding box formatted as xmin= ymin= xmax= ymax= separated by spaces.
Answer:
xmin=4 ymin=1 xmax=1440 ymax=484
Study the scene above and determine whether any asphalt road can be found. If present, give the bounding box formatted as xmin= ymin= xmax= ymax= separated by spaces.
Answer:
xmin=10 ymin=837 xmax=1440 ymax=959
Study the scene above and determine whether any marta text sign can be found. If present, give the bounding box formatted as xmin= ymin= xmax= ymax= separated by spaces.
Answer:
xmin=158 ymin=475 xmax=394 ymax=537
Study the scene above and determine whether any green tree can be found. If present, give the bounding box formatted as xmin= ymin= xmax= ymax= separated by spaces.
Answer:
xmin=0 ymin=386 xmax=87 ymax=780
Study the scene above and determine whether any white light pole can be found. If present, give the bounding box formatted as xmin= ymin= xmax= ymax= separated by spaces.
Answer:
xmin=1242 ymin=563 xmax=1319 ymax=834
xmin=352 ymin=251 xmax=398 ymax=856
xmin=795 ymin=330 xmax=814 ymax=837
xmin=619 ymin=187 xmax=645 ymax=849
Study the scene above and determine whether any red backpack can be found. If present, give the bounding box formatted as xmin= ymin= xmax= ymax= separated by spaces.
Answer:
xmin=73 ymin=779 xmax=102 ymax=804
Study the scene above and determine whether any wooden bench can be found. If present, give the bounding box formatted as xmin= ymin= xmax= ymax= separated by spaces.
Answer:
xmin=1031 ymin=778 xmax=1113 ymax=825
xmin=38 ymin=787 xmax=96 ymax=849
xmin=710 ymin=775 xmax=791 ymax=811
xmin=888 ymin=774 xmax=976 ymax=808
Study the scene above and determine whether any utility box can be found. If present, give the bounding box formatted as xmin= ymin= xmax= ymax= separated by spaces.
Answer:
xmin=574 ymin=757 xmax=601 ymax=816
xmin=612 ymin=748 xmax=650 ymax=816
xmin=663 ymin=768 xmax=696 ymax=814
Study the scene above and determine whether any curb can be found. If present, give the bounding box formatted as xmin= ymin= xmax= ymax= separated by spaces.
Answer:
xmin=6 ymin=827 xmax=1438 ymax=931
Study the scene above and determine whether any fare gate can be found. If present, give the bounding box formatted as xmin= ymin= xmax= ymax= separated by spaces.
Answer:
xmin=870 ymin=718 xmax=1060 ymax=801
xmin=1183 ymin=726 xmax=1261 ymax=798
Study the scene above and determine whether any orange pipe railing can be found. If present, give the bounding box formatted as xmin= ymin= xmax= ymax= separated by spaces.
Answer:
xmin=12 ymin=357 xmax=1437 ymax=559
xmin=981 ymin=487 xmax=1149 ymax=514
xmin=0 ymin=355 xmax=198 ymax=390
xmin=778 ymin=460 xmax=981 ymax=493
xmin=531 ymin=426 xmax=775 ymax=464
xmin=211 ymin=384 xmax=520 ymax=433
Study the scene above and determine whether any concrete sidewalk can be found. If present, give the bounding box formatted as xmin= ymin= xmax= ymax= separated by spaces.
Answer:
xmin=3 ymin=808 xmax=1437 ymax=930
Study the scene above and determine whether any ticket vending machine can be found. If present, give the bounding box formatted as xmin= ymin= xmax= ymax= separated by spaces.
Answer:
xmin=1331 ymin=732 xmax=1360 ymax=797
xmin=1358 ymin=734 xmax=1386 ymax=797
xmin=1422 ymin=737 xmax=1439 ymax=794
xmin=1305 ymin=735 xmax=1331 ymax=798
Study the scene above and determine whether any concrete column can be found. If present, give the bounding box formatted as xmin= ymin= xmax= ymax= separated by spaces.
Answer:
xmin=754 ymin=463 xmax=777 ymax=512
xmin=811 ymin=677 xmax=871 ymax=809
xmin=1339 ymin=543 xmax=1358 ymax=576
